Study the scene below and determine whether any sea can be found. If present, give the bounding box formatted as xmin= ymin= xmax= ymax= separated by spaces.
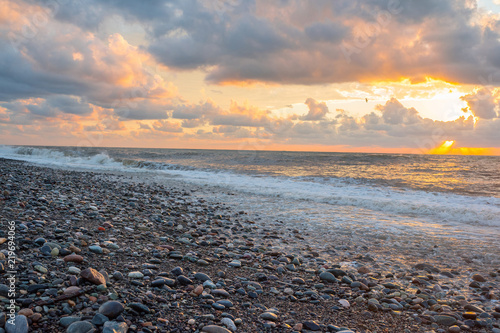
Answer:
xmin=1 ymin=145 xmax=499 ymax=259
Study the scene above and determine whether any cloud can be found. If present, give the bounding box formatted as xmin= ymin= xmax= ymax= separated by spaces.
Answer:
xmin=210 ymin=101 xmax=272 ymax=127
xmin=137 ymin=0 xmax=500 ymax=85
xmin=304 ymin=22 xmax=349 ymax=43
xmin=301 ymin=98 xmax=329 ymax=121
xmin=375 ymin=98 xmax=420 ymax=125
xmin=172 ymin=101 xmax=221 ymax=120
xmin=0 ymin=1 xmax=177 ymax=105
xmin=138 ymin=122 xmax=152 ymax=130
xmin=45 ymin=95 xmax=93 ymax=115
xmin=153 ymin=120 xmax=183 ymax=132
xmin=460 ymin=88 xmax=499 ymax=119
xmin=1 ymin=0 xmax=500 ymax=152
xmin=181 ymin=118 xmax=207 ymax=128
xmin=10 ymin=0 xmax=500 ymax=87
xmin=1 ymin=96 xmax=93 ymax=122
xmin=114 ymin=100 xmax=172 ymax=120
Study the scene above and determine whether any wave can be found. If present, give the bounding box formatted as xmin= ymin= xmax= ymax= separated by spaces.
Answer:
xmin=0 ymin=145 xmax=126 ymax=170
xmin=161 ymin=168 xmax=500 ymax=228
xmin=1 ymin=145 xmax=499 ymax=228
xmin=0 ymin=145 xmax=207 ymax=173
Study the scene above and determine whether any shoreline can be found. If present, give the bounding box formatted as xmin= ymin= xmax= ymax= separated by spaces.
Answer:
xmin=0 ymin=158 xmax=499 ymax=333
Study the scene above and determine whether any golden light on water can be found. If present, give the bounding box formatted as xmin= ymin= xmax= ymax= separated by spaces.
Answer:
xmin=428 ymin=140 xmax=495 ymax=156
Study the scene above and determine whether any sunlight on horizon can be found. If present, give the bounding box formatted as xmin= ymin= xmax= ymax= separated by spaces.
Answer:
xmin=428 ymin=140 xmax=497 ymax=156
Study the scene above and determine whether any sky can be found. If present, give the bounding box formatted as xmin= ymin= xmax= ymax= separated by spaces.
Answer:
xmin=1 ymin=0 xmax=500 ymax=154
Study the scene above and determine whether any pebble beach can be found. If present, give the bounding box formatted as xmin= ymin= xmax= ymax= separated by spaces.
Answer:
xmin=0 ymin=158 xmax=499 ymax=333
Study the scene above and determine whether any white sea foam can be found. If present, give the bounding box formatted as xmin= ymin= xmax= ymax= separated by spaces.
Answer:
xmin=0 ymin=145 xmax=124 ymax=170
xmin=1 ymin=145 xmax=499 ymax=229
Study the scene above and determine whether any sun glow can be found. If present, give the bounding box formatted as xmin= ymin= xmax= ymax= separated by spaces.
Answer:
xmin=428 ymin=140 xmax=495 ymax=155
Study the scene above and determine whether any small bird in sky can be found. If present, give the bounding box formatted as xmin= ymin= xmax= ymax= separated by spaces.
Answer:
xmin=365 ymin=98 xmax=369 ymax=103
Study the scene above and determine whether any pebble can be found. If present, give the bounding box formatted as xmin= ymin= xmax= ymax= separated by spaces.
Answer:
xmin=202 ymin=325 xmax=232 ymax=333
xmin=302 ymin=321 xmax=321 ymax=331
xmin=171 ymin=267 xmax=183 ymax=276
xmin=0 ymin=285 xmax=8 ymax=297
xmin=66 ymin=321 xmax=96 ymax=333
xmin=357 ymin=266 xmax=370 ymax=274
xmin=292 ymin=277 xmax=305 ymax=284
xmin=64 ymin=254 xmax=84 ymax=263
xmin=102 ymin=321 xmax=128 ymax=333
xmin=34 ymin=265 xmax=48 ymax=274
xmin=472 ymin=274 xmax=486 ymax=282
xmin=5 ymin=315 xmax=29 ymax=333
xmin=212 ymin=289 xmax=230 ymax=297
xmin=194 ymin=272 xmax=212 ymax=281
xmin=98 ymin=301 xmax=124 ymax=319
xmin=80 ymin=268 xmax=106 ymax=286
xmin=177 ymin=275 xmax=193 ymax=285
xmin=152 ymin=277 xmax=176 ymax=287
xmin=91 ymin=313 xmax=109 ymax=326
xmin=339 ymin=299 xmax=350 ymax=308
xmin=4 ymin=160 xmax=498 ymax=333
xmin=17 ymin=309 xmax=32 ymax=317
xmin=88 ymin=245 xmax=103 ymax=254
xmin=228 ymin=260 xmax=241 ymax=268
xmin=60 ymin=317 xmax=82 ymax=328
xmin=68 ymin=266 xmax=81 ymax=274
xmin=260 ymin=312 xmax=278 ymax=321
xmin=204 ymin=280 xmax=217 ymax=289
xmin=221 ymin=317 xmax=237 ymax=332
xmin=464 ymin=304 xmax=484 ymax=313
xmin=192 ymin=285 xmax=204 ymax=296
xmin=319 ymin=271 xmax=338 ymax=283
xmin=128 ymin=271 xmax=144 ymax=279
xmin=51 ymin=247 xmax=59 ymax=257
xmin=129 ymin=303 xmax=150 ymax=313
xmin=434 ymin=315 xmax=457 ymax=326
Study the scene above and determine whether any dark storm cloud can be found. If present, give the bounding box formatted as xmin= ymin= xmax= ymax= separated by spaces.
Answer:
xmin=1 ymin=95 xmax=92 ymax=119
xmin=45 ymin=95 xmax=93 ymax=115
xmin=16 ymin=0 xmax=500 ymax=86
xmin=2 ymin=0 xmax=500 ymax=150
xmin=114 ymin=100 xmax=172 ymax=120
xmin=145 ymin=0 xmax=500 ymax=85
xmin=304 ymin=22 xmax=349 ymax=43
xmin=0 ymin=43 xmax=89 ymax=102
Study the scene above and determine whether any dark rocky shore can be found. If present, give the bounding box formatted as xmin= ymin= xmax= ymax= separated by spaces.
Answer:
xmin=0 ymin=158 xmax=498 ymax=333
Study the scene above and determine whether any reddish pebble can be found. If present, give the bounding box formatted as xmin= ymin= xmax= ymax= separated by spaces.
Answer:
xmin=472 ymin=274 xmax=486 ymax=282
xmin=30 ymin=313 xmax=42 ymax=322
xmin=98 ymin=227 xmax=106 ymax=231
xmin=358 ymin=266 xmax=370 ymax=274
xmin=192 ymin=285 xmax=203 ymax=296
xmin=64 ymin=254 xmax=84 ymax=263
xmin=63 ymin=286 xmax=81 ymax=295
xmin=18 ymin=308 xmax=33 ymax=316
